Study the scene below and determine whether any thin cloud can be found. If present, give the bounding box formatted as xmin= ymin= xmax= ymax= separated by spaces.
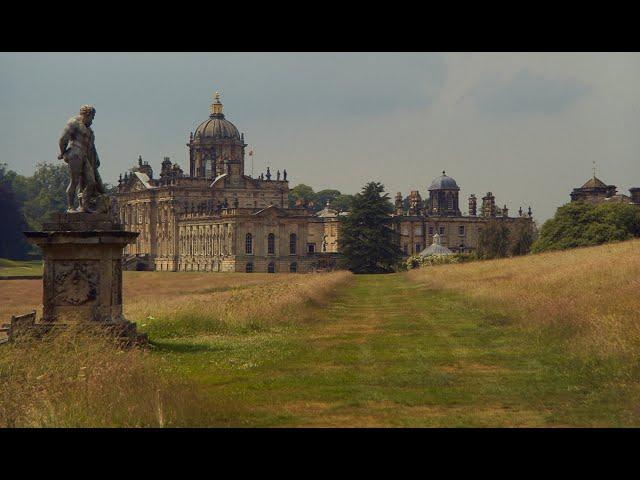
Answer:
xmin=471 ymin=69 xmax=590 ymax=117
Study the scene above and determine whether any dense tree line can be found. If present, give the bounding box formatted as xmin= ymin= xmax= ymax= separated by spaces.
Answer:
xmin=0 ymin=162 xmax=118 ymax=259
xmin=288 ymin=184 xmax=354 ymax=212
xmin=532 ymin=201 xmax=640 ymax=253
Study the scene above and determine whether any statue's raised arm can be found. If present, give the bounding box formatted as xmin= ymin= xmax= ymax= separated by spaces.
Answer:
xmin=58 ymin=105 xmax=107 ymax=213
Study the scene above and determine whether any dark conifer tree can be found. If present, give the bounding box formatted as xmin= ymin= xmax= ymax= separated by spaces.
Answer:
xmin=338 ymin=182 xmax=403 ymax=273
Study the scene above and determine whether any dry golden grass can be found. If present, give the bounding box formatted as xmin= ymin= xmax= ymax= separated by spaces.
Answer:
xmin=406 ymin=239 xmax=640 ymax=357
xmin=0 ymin=279 xmax=42 ymax=322
xmin=0 ymin=270 xmax=352 ymax=426
xmin=0 ymin=328 xmax=207 ymax=427
xmin=125 ymin=271 xmax=353 ymax=337
xmin=0 ymin=271 xmax=352 ymax=333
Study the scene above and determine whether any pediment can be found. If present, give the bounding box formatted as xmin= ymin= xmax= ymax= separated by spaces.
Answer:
xmin=252 ymin=204 xmax=288 ymax=218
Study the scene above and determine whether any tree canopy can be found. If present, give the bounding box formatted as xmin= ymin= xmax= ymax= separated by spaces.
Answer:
xmin=477 ymin=219 xmax=510 ymax=260
xmin=338 ymin=182 xmax=403 ymax=273
xmin=0 ymin=164 xmax=30 ymax=259
xmin=532 ymin=201 xmax=640 ymax=253
xmin=288 ymin=184 xmax=354 ymax=212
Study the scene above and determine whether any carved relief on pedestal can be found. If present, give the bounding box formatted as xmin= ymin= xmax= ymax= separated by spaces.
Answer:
xmin=53 ymin=261 xmax=99 ymax=306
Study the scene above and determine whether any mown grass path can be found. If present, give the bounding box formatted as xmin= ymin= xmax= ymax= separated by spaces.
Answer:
xmin=154 ymin=274 xmax=637 ymax=427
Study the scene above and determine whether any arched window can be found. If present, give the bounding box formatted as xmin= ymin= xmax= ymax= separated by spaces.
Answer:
xmin=267 ymin=233 xmax=275 ymax=255
xmin=245 ymin=262 xmax=253 ymax=273
xmin=447 ymin=194 xmax=454 ymax=210
xmin=289 ymin=233 xmax=297 ymax=255
xmin=290 ymin=262 xmax=297 ymax=273
xmin=268 ymin=262 xmax=275 ymax=273
xmin=245 ymin=233 xmax=253 ymax=254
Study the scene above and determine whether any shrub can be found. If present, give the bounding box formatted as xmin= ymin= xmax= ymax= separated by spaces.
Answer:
xmin=405 ymin=253 xmax=477 ymax=270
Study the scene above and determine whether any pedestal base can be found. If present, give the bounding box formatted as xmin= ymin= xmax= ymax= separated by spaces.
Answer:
xmin=13 ymin=212 xmax=145 ymax=345
xmin=2 ymin=311 xmax=148 ymax=346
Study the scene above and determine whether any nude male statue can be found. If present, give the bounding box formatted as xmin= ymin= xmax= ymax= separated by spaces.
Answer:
xmin=58 ymin=105 xmax=106 ymax=213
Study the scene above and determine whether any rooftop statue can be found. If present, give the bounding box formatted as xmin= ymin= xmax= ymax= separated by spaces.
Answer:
xmin=58 ymin=105 xmax=109 ymax=213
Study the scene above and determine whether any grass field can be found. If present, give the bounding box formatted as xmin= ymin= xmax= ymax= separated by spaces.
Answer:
xmin=0 ymin=258 xmax=42 ymax=277
xmin=1 ymin=240 xmax=639 ymax=427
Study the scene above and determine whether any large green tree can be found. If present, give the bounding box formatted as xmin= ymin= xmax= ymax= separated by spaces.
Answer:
xmin=0 ymin=164 xmax=30 ymax=259
xmin=315 ymin=189 xmax=341 ymax=208
xmin=21 ymin=162 xmax=70 ymax=230
xmin=510 ymin=220 xmax=536 ymax=256
xmin=331 ymin=194 xmax=354 ymax=212
xmin=477 ymin=220 xmax=510 ymax=259
xmin=532 ymin=201 xmax=640 ymax=253
xmin=338 ymin=182 xmax=403 ymax=273
xmin=288 ymin=183 xmax=316 ymax=208
xmin=287 ymin=184 xmax=354 ymax=212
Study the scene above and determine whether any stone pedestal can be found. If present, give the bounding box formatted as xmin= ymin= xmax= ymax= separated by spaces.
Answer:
xmin=18 ymin=213 xmax=146 ymax=344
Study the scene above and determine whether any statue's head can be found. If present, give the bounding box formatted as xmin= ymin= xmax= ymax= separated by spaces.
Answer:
xmin=79 ymin=104 xmax=96 ymax=126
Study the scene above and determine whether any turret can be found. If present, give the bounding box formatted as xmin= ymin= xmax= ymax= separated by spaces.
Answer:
xmin=427 ymin=171 xmax=461 ymax=216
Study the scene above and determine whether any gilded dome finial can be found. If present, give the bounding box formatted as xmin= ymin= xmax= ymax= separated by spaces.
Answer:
xmin=211 ymin=91 xmax=223 ymax=116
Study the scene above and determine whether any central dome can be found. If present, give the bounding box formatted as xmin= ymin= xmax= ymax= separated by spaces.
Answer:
xmin=429 ymin=171 xmax=459 ymax=190
xmin=193 ymin=92 xmax=241 ymax=141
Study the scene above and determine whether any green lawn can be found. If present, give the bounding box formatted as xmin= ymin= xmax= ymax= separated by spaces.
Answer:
xmin=148 ymin=274 xmax=640 ymax=427
xmin=0 ymin=258 xmax=43 ymax=277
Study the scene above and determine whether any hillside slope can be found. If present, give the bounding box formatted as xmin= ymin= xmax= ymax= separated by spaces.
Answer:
xmin=407 ymin=239 xmax=640 ymax=357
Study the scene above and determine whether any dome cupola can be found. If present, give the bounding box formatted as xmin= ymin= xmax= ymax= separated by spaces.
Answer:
xmin=189 ymin=91 xmax=247 ymax=179
xmin=193 ymin=92 xmax=242 ymax=141
xmin=427 ymin=170 xmax=461 ymax=216
xmin=429 ymin=171 xmax=460 ymax=191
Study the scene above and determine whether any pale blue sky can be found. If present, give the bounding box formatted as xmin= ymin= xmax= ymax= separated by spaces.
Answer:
xmin=1 ymin=52 xmax=639 ymax=222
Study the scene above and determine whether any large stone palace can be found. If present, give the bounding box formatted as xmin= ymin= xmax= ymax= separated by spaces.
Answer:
xmin=115 ymin=93 xmax=340 ymax=272
xmin=115 ymin=92 xmax=535 ymax=272
xmin=391 ymin=172 xmax=534 ymax=256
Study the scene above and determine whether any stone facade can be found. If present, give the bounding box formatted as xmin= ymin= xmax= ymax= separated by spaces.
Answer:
xmin=392 ymin=172 xmax=534 ymax=256
xmin=115 ymin=94 xmax=340 ymax=273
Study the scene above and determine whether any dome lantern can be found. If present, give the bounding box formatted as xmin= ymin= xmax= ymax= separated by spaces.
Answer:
xmin=210 ymin=91 xmax=224 ymax=117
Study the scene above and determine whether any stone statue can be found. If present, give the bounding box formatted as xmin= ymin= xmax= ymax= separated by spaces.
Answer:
xmin=283 ymin=169 xmax=287 ymax=181
xmin=58 ymin=105 xmax=108 ymax=213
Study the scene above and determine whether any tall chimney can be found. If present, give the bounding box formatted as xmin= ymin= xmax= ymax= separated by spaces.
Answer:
xmin=468 ymin=194 xmax=477 ymax=216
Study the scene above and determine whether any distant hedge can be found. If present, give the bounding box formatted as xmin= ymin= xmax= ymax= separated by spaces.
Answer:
xmin=532 ymin=201 xmax=640 ymax=253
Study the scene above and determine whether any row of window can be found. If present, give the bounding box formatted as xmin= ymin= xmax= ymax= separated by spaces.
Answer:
xmin=245 ymin=233 xmax=300 ymax=255
xmin=401 ymin=225 xmax=467 ymax=236
xmin=245 ymin=262 xmax=298 ymax=273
